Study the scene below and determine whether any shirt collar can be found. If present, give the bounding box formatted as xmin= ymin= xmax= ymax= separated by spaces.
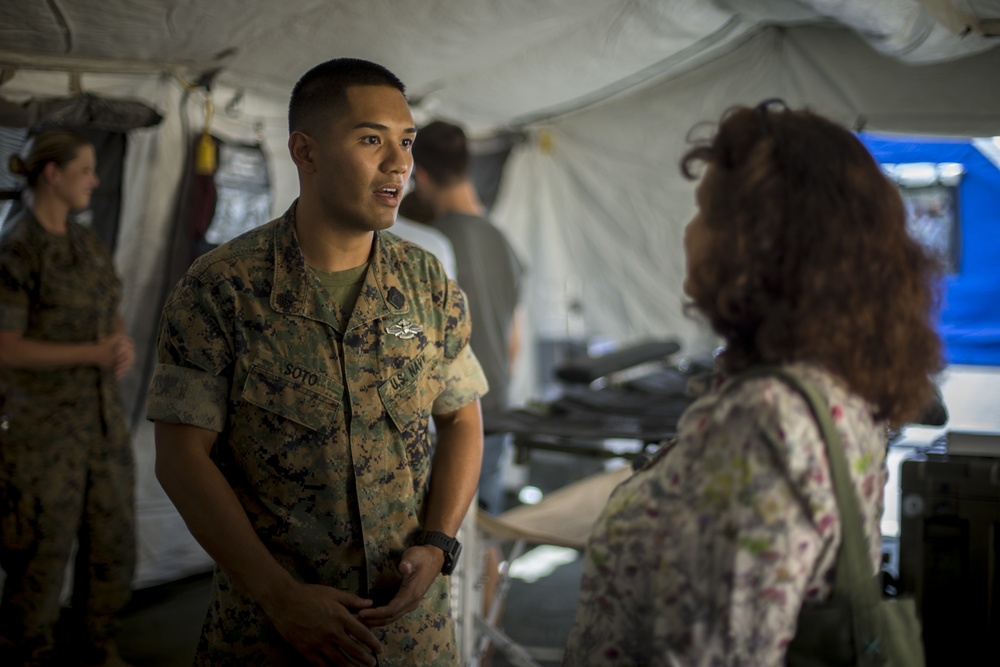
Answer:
xmin=269 ymin=201 xmax=410 ymax=329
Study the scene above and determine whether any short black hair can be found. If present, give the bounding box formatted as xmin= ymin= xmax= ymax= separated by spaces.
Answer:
xmin=288 ymin=58 xmax=406 ymax=135
xmin=411 ymin=120 xmax=469 ymax=186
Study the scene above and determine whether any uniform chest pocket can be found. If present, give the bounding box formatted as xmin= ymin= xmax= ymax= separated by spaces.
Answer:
xmin=234 ymin=351 xmax=342 ymax=510
xmin=379 ymin=347 xmax=445 ymax=432
xmin=241 ymin=350 xmax=342 ymax=432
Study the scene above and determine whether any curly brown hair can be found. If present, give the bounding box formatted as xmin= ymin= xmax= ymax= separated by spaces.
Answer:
xmin=680 ymin=102 xmax=943 ymax=426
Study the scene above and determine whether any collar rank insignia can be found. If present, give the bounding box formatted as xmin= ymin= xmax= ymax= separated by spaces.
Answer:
xmin=387 ymin=319 xmax=423 ymax=339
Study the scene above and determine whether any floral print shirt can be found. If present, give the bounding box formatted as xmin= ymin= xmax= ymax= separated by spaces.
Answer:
xmin=563 ymin=363 xmax=886 ymax=666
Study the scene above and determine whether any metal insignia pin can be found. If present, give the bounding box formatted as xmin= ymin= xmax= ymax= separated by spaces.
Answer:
xmin=387 ymin=319 xmax=423 ymax=339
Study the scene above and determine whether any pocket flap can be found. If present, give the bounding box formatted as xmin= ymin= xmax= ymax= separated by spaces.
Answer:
xmin=241 ymin=350 xmax=342 ymax=432
xmin=379 ymin=347 xmax=444 ymax=431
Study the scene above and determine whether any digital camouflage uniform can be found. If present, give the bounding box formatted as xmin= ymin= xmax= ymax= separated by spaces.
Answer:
xmin=0 ymin=210 xmax=136 ymax=665
xmin=146 ymin=203 xmax=488 ymax=666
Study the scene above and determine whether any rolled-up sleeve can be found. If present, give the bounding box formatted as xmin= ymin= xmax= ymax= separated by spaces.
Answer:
xmin=432 ymin=343 xmax=488 ymax=415
xmin=432 ymin=279 xmax=488 ymax=414
xmin=146 ymin=279 xmax=233 ymax=432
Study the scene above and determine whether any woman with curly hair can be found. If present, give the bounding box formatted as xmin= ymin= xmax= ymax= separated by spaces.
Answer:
xmin=563 ymin=102 xmax=943 ymax=666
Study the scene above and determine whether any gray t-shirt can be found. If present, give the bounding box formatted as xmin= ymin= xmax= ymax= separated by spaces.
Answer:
xmin=389 ymin=217 xmax=457 ymax=279
xmin=433 ymin=212 xmax=523 ymax=416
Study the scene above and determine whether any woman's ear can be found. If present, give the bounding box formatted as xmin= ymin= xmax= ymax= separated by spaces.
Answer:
xmin=41 ymin=161 xmax=60 ymax=186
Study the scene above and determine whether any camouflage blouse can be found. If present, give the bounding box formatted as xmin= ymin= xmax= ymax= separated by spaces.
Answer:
xmin=147 ymin=204 xmax=487 ymax=666
xmin=563 ymin=363 xmax=886 ymax=666
xmin=0 ymin=209 xmax=124 ymax=433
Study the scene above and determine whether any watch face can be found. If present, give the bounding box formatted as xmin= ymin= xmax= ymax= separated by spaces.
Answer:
xmin=442 ymin=541 xmax=462 ymax=575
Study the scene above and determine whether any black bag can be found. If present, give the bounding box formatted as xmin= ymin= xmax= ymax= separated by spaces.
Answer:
xmin=725 ymin=367 xmax=925 ymax=667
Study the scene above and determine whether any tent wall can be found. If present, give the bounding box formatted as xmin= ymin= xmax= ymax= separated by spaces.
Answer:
xmin=493 ymin=24 xmax=1000 ymax=403
xmin=119 ymin=80 xmax=295 ymax=586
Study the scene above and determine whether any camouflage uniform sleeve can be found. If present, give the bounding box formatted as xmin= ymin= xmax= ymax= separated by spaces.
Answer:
xmin=146 ymin=276 xmax=233 ymax=432
xmin=0 ymin=240 xmax=34 ymax=332
xmin=432 ymin=279 xmax=488 ymax=414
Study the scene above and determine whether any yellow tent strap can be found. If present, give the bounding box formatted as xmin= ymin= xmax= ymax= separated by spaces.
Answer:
xmin=195 ymin=94 xmax=216 ymax=175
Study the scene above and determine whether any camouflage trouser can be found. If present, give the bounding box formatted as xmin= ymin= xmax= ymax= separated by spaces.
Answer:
xmin=0 ymin=407 xmax=136 ymax=666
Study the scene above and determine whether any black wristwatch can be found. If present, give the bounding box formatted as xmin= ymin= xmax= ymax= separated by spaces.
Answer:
xmin=414 ymin=530 xmax=462 ymax=575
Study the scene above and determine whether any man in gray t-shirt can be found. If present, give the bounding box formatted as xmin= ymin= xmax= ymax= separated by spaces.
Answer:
xmin=412 ymin=121 xmax=523 ymax=516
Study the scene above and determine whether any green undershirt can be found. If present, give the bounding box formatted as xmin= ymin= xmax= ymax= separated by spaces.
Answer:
xmin=309 ymin=261 xmax=370 ymax=332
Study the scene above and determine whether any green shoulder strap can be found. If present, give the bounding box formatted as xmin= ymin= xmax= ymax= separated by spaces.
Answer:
xmin=722 ymin=366 xmax=883 ymax=654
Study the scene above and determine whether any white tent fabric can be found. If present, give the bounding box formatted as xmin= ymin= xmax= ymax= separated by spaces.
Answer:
xmin=495 ymin=22 xmax=1000 ymax=402
xmin=1 ymin=1 xmax=998 ymax=130
xmin=1 ymin=0 xmax=1000 ymax=589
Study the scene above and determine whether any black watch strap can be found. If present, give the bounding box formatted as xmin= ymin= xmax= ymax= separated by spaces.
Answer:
xmin=415 ymin=530 xmax=462 ymax=575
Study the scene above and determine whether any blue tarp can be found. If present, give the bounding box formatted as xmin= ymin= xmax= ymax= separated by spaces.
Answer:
xmin=861 ymin=134 xmax=1000 ymax=366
